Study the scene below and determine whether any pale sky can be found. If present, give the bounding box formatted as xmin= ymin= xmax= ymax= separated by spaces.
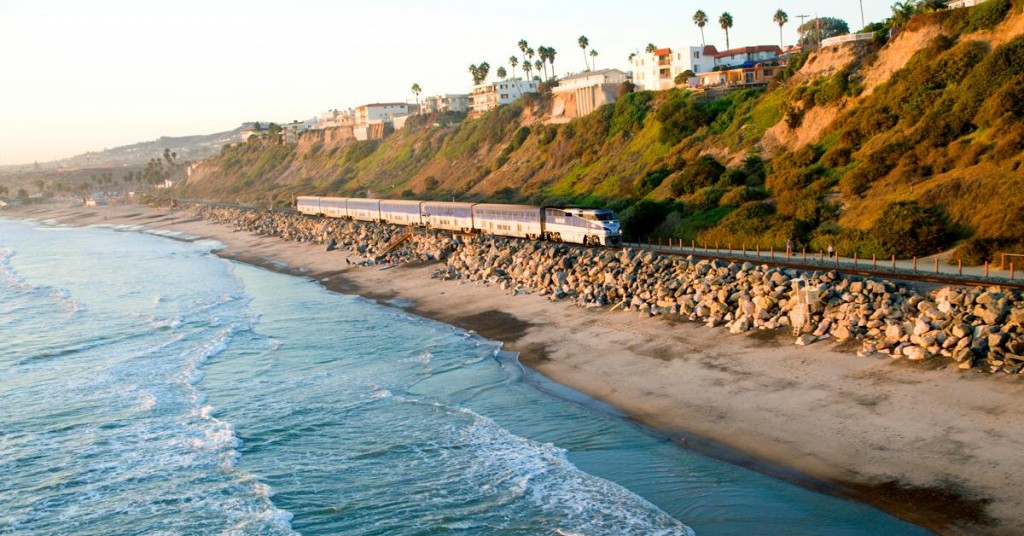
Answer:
xmin=0 ymin=0 xmax=890 ymax=165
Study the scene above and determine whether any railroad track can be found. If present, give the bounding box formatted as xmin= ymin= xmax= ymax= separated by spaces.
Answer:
xmin=623 ymin=242 xmax=1024 ymax=291
xmin=181 ymin=200 xmax=1023 ymax=291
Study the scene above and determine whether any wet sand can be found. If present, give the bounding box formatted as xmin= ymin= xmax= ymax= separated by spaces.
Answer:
xmin=7 ymin=204 xmax=1024 ymax=534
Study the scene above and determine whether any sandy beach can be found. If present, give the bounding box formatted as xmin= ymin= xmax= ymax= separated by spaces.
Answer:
xmin=7 ymin=204 xmax=1024 ymax=534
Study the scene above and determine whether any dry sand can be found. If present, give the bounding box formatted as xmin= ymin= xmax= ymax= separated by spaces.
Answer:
xmin=7 ymin=204 xmax=1024 ymax=534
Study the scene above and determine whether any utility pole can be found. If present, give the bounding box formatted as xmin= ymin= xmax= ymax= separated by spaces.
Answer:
xmin=796 ymin=14 xmax=810 ymax=45
xmin=859 ymin=0 xmax=866 ymax=31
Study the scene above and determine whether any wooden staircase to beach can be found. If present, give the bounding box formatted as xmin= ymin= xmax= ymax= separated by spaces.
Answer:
xmin=375 ymin=229 xmax=413 ymax=261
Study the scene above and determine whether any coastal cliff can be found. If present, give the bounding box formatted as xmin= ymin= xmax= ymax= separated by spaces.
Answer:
xmin=178 ymin=2 xmax=1024 ymax=263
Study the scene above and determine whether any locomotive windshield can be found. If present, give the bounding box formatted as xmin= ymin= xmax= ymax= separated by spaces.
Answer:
xmin=582 ymin=210 xmax=616 ymax=222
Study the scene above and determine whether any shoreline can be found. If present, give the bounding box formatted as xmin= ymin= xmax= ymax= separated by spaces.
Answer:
xmin=6 ymin=204 xmax=1024 ymax=534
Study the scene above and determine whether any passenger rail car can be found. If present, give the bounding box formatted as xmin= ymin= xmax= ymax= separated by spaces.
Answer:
xmin=296 ymin=196 xmax=621 ymax=246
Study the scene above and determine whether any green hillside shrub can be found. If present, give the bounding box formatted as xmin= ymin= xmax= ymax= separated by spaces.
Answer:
xmin=967 ymin=0 xmax=1012 ymax=31
xmin=871 ymin=201 xmax=950 ymax=256
xmin=697 ymin=202 xmax=798 ymax=250
xmin=719 ymin=186 xmax=768 ymax=207
xmin=635 ymin=167 xmax=670 ymax=197
xmin=655 ymin=91 xmax=714 ymax=145
xmin=609 ymin=91 xmax=652 ymax=137
xmin=669 ymin=155 xmax=725 ymax=196
xmin=688 ymin=187 xmax=727 ymax=210
xmin=441 ymin=103 xmax=523 ymax=158
xmin=619 ymin=199 xmax=673 ymax=239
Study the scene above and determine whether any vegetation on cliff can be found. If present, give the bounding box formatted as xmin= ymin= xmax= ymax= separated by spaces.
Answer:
xmin=178 ymin=1 xmax=1024 ymax=263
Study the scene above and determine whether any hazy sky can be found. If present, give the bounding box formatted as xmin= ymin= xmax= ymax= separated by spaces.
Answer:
xmin=0 ymin=0 xmax=890 ymax=165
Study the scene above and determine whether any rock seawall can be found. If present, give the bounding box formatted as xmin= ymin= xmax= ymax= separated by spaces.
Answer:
xmin=190 ymin=204 xmax=1024 ymax=375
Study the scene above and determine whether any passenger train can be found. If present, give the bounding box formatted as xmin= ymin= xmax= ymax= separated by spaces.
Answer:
xmin=296 ymin=196 xmax=622 ymax=246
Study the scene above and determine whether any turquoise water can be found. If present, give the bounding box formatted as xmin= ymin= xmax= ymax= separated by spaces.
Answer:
xmin=0 ymin=218 xmax=930 ymax=535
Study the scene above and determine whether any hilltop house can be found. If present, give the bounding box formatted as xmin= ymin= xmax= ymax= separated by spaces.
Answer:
xmin=421 ymin=94 xmax=470 ymax=114
xmin=551 ymin=69 xmax=628 ymax=121
xmin=468 ymin=79 xmax=539 ymax=117
xmin=696 ymin=62 xmax=781 ymax=88
xmin=630 ymin=46 xmax=718 ymax=91
xmin=712 ymin=45 xmax=783 ymax=69
xmin=317 ymin=109 xmax=355 ymax=129
xmin=353 ymin=102 xmax=413 ymax=140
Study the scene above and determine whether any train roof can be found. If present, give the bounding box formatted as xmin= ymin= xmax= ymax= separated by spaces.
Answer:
xmin=472 ymin=203 xmax=540 ymax=211
xmin=379 ymin=199 xmax=422 ymax=205
xmin=421 ymin=200 xmax=475 ymax=207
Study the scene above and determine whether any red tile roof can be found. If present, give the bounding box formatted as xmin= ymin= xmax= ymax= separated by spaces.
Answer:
xmin=655 ymin=48 xmax=672 ymax=56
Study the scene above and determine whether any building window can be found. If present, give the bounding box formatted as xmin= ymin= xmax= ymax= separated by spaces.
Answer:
xmin=763 ymin=69 xmax=773 ymax=76
xmin=693 ymin=51 xmax=700 ymax=59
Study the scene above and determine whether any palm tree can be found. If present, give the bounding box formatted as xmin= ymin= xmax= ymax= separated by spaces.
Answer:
xmin=589 ymin=49 xmax=598 ymax=70
xmin=522 ymin=60 xmax=532 ymax=81
xmin=509 ymin=56 xmax=519 ymax=80
xmin=645 ymin=43 xmax=657 ymax=54
xmin=537 ymin=46 xmax=549 ymax=79
xmin=534 ymin=59 xmax=543 ymax=79
xmin=578 ymin=35 xmax=590 ymax=70
xmin=774 ymin=10 xmax=789 ymax=47
xmin=693 ymin=10 xmax=708 ymax=47
xmin=518 ymin=39 xmax=529 ymax=70
xmin=547 ymin=47 xmax=557 ymax=78
xmin=719 ymin=12 xmax=734 ymax=50
xmin=411 ymin=83 xmax=422 ymax=110
xmin=496 ymin=66 xmax=507 ymax=79
xmin=477 ymin=62 xmax=490 ymax=83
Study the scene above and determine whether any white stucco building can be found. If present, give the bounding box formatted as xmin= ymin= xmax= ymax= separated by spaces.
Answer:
xmin=421 ymin=94 xmax=470 ymax=114
xmin=551 ymin=69 xmax=628 ymax=120
xmin=351 ymin=103 xmax=414 ymax=140
xmin=630 ymin=46 xmax=718 ymax=91
xmin=468 ymin=79 xmax=539 ymax=116
xmin=355 ymin=103 xmax=411 ymax=127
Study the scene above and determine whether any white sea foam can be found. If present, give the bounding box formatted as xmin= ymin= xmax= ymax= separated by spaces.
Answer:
xmin=394 ymin=399 xmax=694 ymax=535
xmin=0 ymin=248 xmax=86 ymax=315
xmin=137 ymin=391 xmax=157 ymax=412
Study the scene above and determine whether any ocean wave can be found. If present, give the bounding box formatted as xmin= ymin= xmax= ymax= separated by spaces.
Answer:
xmin=0 ymin=248 xmax=87 ymax=315
xmin=386 ymin=397 xmax=693 ymax=535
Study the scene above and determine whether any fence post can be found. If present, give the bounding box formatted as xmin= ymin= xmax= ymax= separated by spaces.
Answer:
xmin=985 ymin=261 xmax=990 ymax=279
xmin=891 ymin=254 xmax=896 ymax=271
xmin=691 ymin=240 xmax=695 ymax=252
xmin=913 ymin=257 xmax=917 ymax=272
xmin=1011 ymin=263 xmax=1015 ymax=281
xmin=770 ymin=245 xmax=775 ymax=261
xmin=704 ymin=241 xmax=708 ymax=252
xmin=872 ymin=253 xmax=877 ymax=269
xmin=958 ymin=258 xmax=962 ymax=276
xmin=729 ymin=242 xmax=732 ymax=254
xmin=802 ymin=248 xmax=807 ymax=261
xmin=854 ymin=252 xmax=858 ymax=267
xmin=934 ymin=256 xmax=939 ymax=275
xmin=820 ymin=250 xmax=824 ymax=261
xmin=756 ymin=245 xmax=760 ymax=258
